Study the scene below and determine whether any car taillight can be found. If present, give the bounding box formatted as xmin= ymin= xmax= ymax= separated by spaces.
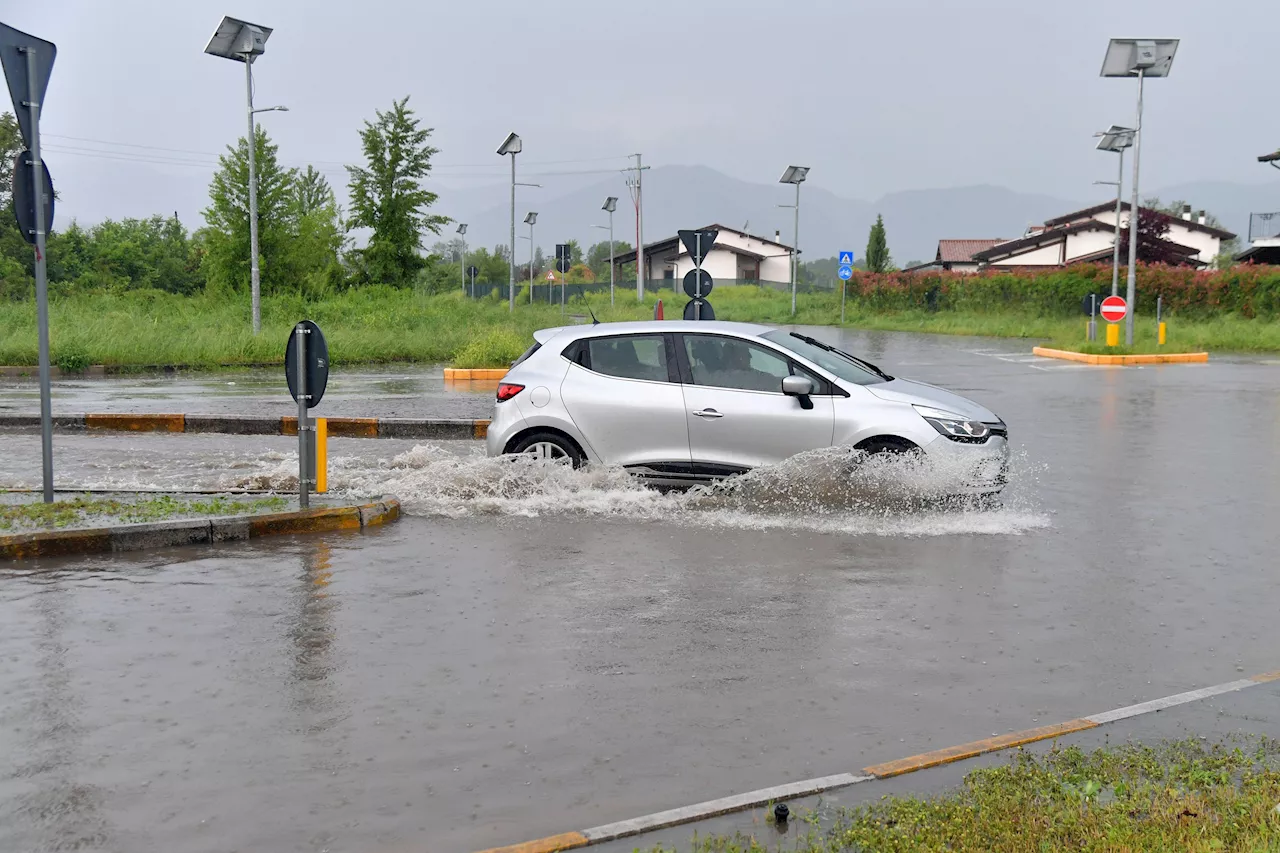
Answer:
xmin=496 ymin=383 xmax=525 ymax=402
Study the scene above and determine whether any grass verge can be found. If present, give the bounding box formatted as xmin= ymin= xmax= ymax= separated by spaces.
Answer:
xmin=654 ymin=738 xmax=1280 ymax=853
xmin=2 ymin=286 xmax=1279 ymax=370
xmin=0 ymin=493 xmax=289 ymax=532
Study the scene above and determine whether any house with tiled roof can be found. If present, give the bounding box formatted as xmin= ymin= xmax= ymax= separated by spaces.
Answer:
xmin=909 ymin=202 xmax=1235 ymax=273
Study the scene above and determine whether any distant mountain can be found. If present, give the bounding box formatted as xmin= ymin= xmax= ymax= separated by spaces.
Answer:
xmin=450 ymin=166 xmax=1084 ymax=265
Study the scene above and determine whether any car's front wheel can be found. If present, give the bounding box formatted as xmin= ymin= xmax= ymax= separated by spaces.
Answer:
xmin=508 ymin=431 xmax=585 ymax=467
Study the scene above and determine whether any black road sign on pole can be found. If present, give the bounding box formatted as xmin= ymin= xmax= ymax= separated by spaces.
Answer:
xmin=11 ymin=151 xmax=53 ymax=243
xmin=555 ymin=243 xmax=571 ymax=274
xmin=678 ymin=229 xmax=719 ymax=266
xmin=284 ymin=320 xmax=330 ymax=409
xmin=683 ymin=268 xmax=713 ymax=299
xmin=467 ymin=265 xmax=480 ymax=278
xmin=0 ymin=23 xmax=56 ymax=150
xmin=683 ymin=298 xmax=715 ymax=321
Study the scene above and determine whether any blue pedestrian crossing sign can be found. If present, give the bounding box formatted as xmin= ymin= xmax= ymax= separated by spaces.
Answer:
xmin=839 ymin=251 xmax=854 ymax=266
xmin=838 ymin=265 xmax=853 ymax=280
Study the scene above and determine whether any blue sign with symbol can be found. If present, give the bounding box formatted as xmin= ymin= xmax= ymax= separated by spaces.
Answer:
xmin=838 ymin=265 xmax=853 ymax=280
xmin=839 ymin=251 xmax=854 ymax=266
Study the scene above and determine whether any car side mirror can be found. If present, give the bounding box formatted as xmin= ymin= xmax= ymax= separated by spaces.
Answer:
xmin=781 ymin=375 xmax=815 ymax=410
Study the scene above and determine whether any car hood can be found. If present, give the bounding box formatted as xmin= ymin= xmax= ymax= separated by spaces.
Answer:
xmin=864 ymin=378 xmax=999 ymax=422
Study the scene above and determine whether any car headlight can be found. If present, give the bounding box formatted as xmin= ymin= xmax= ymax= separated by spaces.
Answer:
xmin=913 ymin=404 xmax=991 ymax=442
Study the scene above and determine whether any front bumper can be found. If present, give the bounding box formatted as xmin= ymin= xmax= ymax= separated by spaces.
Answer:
xmin=921 ymin=434 xmax=1009 ymax=495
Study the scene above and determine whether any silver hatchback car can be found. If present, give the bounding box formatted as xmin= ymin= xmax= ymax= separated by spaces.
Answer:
xmin=486 ymin=321 xmax=1008 ymax=493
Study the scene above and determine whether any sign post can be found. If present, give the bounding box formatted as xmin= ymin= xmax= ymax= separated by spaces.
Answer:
xmin=467 ymin=265 xmax=478 ymax=298
xmin=2 ymin=22 xmax=57 ymax=502
xmin=679 ymin=228 xmax=718 ymax=320
xmin=555 ymin=244 xmax=571 ymax=312
xmin=285 ymin=321 xmax=329 ymax=509
xmin=837 ymin=252 xmax=854 ymax=324
xmin=1099 ymin=295 xmax=1127 ymax=347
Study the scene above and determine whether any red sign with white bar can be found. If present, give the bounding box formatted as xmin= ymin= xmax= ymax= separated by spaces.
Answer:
xmin=1099 ymin=295 xmax=1127 ymax=323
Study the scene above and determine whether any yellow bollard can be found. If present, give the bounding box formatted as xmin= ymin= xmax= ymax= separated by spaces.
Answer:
xmin=1158 ymin=322 xmax=1166 ymax=346
xmin=315 ymin=417 xmax=328 ymax=493
xmin=1106 ymin=323 xmax=1120 ymax=347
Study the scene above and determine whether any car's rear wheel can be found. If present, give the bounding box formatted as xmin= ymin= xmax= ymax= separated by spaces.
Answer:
xmin=509 ymin=431 xmax=585 ymax=467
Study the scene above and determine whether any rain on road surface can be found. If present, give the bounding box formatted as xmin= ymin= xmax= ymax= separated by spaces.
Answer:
xmin=2 ymin=329 xmax=1279 ymax=852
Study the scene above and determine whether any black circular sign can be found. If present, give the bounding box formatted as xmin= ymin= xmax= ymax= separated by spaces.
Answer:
xmin=12 ymin=151 xmax=54 ymax=245
xmin=683 ymin=298 xmax=715 ymax=320
xmin=683 ymin=269 xmax=713 ymax=299
xmin=1081 ymin=293 xmax=1106 ymax=316
xmin=284 ymin=320 xmax=330 ymax=408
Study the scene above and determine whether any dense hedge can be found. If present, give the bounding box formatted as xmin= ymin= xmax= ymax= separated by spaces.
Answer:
xmin=844 ymin=264 xmax=1280 ymax=318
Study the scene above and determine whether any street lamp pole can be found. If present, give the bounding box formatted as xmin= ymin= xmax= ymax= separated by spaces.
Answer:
xmin=1094 ymin=126 xmax=1134 ymax=298
xmin=524 ymin=212 xmax=537 ymax=303
xmin=779 ymin=166 xmax=809 ymax=316
xmin=457 ymin=223 xmax=467 ymax=295
xmin=603 ymin=196 xmax=618 ymax=307
xmin=497 ymin=133 xmax=522 ymax=312
xmin=1102 ymin=38 xmax=1177 ymax=346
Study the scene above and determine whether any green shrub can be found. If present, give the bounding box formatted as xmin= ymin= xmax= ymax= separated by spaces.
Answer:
xmin=451 ymin=328 xmax=529 ymax=368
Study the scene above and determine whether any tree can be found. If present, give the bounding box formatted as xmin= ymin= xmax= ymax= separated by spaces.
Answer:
xmin=865 ymin=214 xmax=892 ymax=273
xmin=1117 ymin=207 xmax=1198 ymax=265
xmin=586 ymin=239 xmax=632 ymax=281
xmin=201 ymin=126 xmax=299 ymax=295
xmin=294 ymin=166 xmax=336 ymax=218
xmin=345 ymin=96 xmax=448 ymax=287
xmin=0 ymin=112 xmax=20 ymax=211
xmin=1143 ymin=197 xmax=1239 ymax=267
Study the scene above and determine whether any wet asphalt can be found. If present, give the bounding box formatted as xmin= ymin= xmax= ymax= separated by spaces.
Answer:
xmin=2 ymin=329 xmax=1280 ymax=852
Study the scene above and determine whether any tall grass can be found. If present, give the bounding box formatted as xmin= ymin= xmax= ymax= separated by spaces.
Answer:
xmin=1 ymin=284 xmax=1277 ymax=369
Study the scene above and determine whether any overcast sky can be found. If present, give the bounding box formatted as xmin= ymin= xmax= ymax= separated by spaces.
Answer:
xmin=9 ymin=0 xmax=1280 ymax=228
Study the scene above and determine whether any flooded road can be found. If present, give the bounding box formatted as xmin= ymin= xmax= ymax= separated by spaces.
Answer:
xmin=3 ymin=331 xmax=1280 ymax=852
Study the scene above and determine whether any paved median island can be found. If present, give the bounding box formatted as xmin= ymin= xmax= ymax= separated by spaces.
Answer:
xmin=0 ymin=495 xmax=401 ymax=561
xmin=0 ymin=413 xmax=490 ymax=439
xmin=1032 ymin=346 xmax=1209 ymax=365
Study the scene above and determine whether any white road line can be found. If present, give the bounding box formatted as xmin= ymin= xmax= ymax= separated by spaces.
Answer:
xmin=1084 ymin=679 xmax=1259 ymax=725
xmin=579 ymin=773 xmax=872 ymax=843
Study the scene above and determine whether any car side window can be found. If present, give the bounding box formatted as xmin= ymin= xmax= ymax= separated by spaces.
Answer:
xmin=585 ymin=335 xmax=670 ymax=382
xmin=683 ymin=336 xmax=793 ymax=393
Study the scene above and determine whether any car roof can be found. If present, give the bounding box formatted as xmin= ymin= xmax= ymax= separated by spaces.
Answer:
xmin=533 ymin=320 xmax=776 ymax=344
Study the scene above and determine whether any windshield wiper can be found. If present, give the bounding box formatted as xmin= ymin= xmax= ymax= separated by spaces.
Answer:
xmin=789 ymin=332 xmax=893 ymax=380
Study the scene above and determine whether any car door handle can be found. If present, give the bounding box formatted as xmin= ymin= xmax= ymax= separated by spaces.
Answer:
xmin=692 ymin=408 xmax=724 ymax=419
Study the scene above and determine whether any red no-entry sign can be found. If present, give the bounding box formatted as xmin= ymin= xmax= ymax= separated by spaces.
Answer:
xmin=1099 ymin=295 xmax=1128 ymax=323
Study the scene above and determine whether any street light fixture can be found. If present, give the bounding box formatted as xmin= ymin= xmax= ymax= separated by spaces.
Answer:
xmin=456 ymin=223 xmax=468 ymax=296
xmin=779 ymin=166 xmax=809 ymax=315
xmin=524 ymin=212 xmax=538 ymax=303
xmin=1101 ymin=38 xmax=1178 ymax=345
xmin=1259 ymin=150 xmax=1280 ymax=171
xmin=603 ymin=196 xmax=618 ymax=306
xmin=1095 ymin=126 xmax=1135 ymax=298
xmin=497 ymin=132 xmax=521 ymax=311
xmin=205 ymin=14 xmax=275 ymax=335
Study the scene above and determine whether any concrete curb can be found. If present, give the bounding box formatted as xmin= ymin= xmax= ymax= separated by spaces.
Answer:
xmin=474 ymin=667 xmax=1280 ymax=853
xmin=0 ymin=496 xmax=401 ymax=562
xmin=1032 ymin=346 xmax=1209 ymax=365
xmin=0 ymin=413 xmax=489 ymax=440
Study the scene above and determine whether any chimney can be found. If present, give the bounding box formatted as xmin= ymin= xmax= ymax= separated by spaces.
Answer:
xmin=1197 ymin=210 xmax=1207 ymax=225
xmin=775 ymin=230 xmax=781 ymax=243
xmin=1181 ymin=204 xmax=1192 ymax=221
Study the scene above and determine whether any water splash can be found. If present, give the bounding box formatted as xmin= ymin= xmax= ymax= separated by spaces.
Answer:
xmin=229 ymin=443 xmax=1049 ymax=537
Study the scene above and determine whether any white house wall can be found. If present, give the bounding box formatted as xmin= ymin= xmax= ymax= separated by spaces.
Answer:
xmin=990 ymin=242 xmax=1064 ymax=266
xmin=1066 ymin=229 xmax=1116 ymax=260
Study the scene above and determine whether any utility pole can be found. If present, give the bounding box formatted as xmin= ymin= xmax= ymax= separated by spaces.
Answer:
xmin=625 ymin=154 xmax=650 ymax=300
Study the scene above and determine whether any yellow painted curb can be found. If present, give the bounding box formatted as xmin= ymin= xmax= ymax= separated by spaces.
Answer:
xmin=445 ymin=367 xmax=508 ymax=381
xmin=1250 ymin=670 xmax=1280 ymax=683
xmin=862 ymin=719 xmax=1098 ymax=778
xmin=0 ymin=527 xmax=114 ymax=561
xmin=248 ymin=506 xmax=362 ymax=537
xmin=325 ymin=416 xmax=380 ymax=438
xmin=1032 ymin=347 xmax=1208 ymax=366
xmin=473 ymin=831 xmax=589 ymax=853
xmin=85 ymin=413 xmax=185 ymax=432
xmin=473 ymin=420 xmax=489 ymax=439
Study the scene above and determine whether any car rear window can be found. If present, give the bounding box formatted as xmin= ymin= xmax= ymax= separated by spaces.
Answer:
xmin=585 ymin=335 xmax=669 ymax=382
xmin=511 ymin=342 xmax=541 ymax=368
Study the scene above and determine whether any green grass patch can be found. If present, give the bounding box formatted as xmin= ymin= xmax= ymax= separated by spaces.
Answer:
xmin=653 ymin=738 xmax=1280 ymax=853
xmin=0 ymin=493 xmax=289 ymax=532
xmin=2 ymin=285 xmax=1280 ymax=371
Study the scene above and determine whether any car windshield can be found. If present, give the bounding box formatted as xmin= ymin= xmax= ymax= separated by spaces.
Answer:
xmin=760 ymin=330 xmax=890 ymax=386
